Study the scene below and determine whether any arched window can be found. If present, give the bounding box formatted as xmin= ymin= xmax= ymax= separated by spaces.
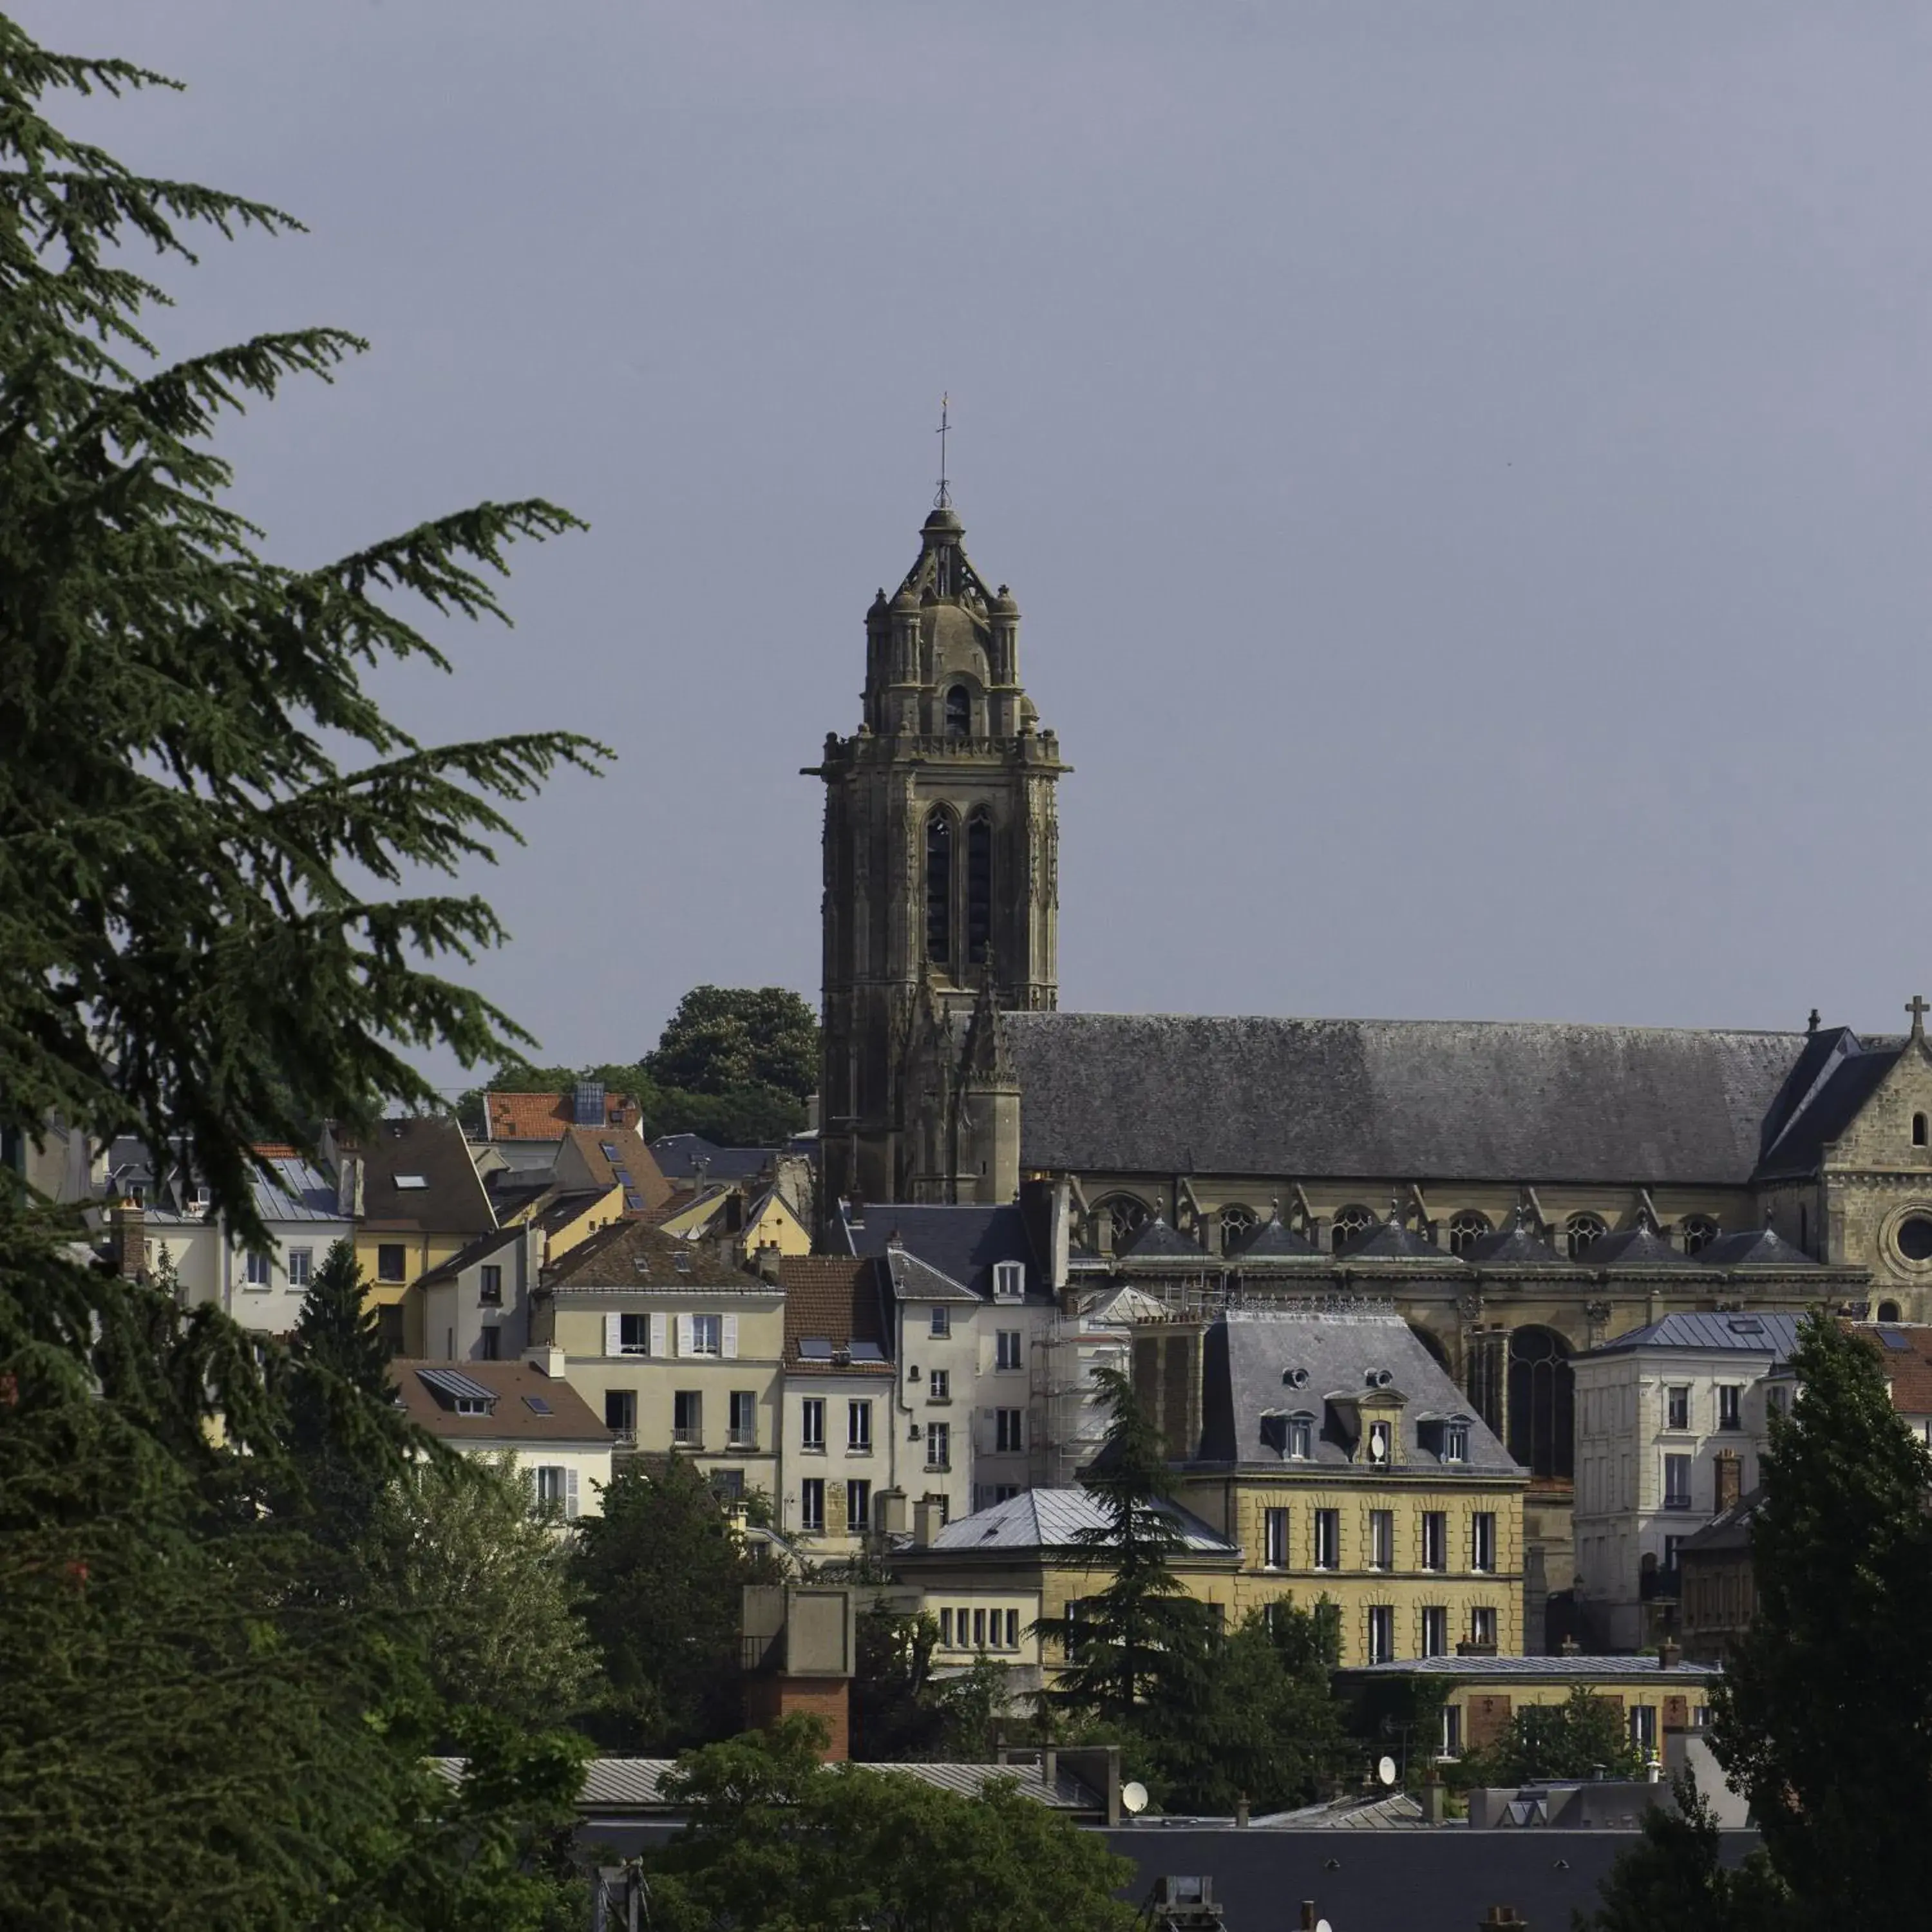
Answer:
xmin=1879 ymin=1300 xmax=1902 ymax=1323
xmin=924 ymin=810 xmax=952 ymax=965
xmin=945 ymin=684 xmax=971 ymax=737
xmin=1566 ymin=1213 xmax=1607 ymax=1261
xmin=1680 ymin=1215 xmax=1719 ymax=1256
xmin=966 ymin=808 xmax=993 ymax=965
xmin=1331 ymin=1204 xmax=1376 ymax=1254
xmin=1096 ymin=1195 xmax=1149 ymax=1254
xmin=1915 ymin=1113 xmax=1928 ymax=1148
xmin=1507 ymin=1326 xmax=1575 ymax=1482
xmin=1218 ymin=1204 xmax=1259 ymax=1255
xmin=1447 ymin=1210 xmax=1492 ymax=1256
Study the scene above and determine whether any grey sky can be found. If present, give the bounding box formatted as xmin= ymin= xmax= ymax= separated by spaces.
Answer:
xmin=38 ymin=2 xmax=1932 ymax=1087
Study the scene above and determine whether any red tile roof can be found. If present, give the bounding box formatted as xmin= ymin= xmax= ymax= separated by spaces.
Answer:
xmin=1848 ymin=1320 xmax=1932 ymax=1416
xmin=777 ymin=1256 xmax=892 ymax=1373
xmin=484 ymin=1090 xmax=642 ymax=1142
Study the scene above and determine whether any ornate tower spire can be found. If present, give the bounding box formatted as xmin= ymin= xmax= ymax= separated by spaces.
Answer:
xmin=808 ymin=489 xmax=1068 ymax=1209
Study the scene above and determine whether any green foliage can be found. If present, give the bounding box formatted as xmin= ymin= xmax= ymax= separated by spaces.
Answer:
xmin=0 ymin=17 xmax=605 ymax=1250
xmin=368 ymin=1454 xmax=600 ymax=1733
xmin=1709 ymin=1312 xmax=1932 ymax=1921
xmin=1578 ymin=1773 xmax=1795 ymax=1932
xmin=1054 ymin=1367 xmax=1216 ymax=1725
xmin=642 ymin=1716 xmax=1137 ymax=1932
xmin=1146 ymin=1603 xmax=1351 ymax=1815
xmin=643 ymin=986 xmax=819 ymax=1102
xmin=851 ymin=1605 xmax=942 ymax=1760
xmin=1461 ymin=1686 xmax=1644 ymax=1786
xmin=459 ymin=1057 xmax=808 ymax=1150
xmin=571 ymin=1456 xmax=783 ymax=1750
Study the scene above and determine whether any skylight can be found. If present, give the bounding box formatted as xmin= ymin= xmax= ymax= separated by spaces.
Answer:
xmin=524 ymin=1395 xmax=553 ymax=1414
xmin=395 ymin=1174 xmax=428 ymax=1189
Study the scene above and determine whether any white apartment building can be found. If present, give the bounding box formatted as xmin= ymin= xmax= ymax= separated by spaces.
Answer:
xmin=1571 ymin=1311 xmax=1802 ymax=1650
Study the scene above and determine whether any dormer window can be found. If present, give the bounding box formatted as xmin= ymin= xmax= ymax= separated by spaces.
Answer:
xmin=1365 ymin=1419 xmax=1394 ymax=1464
xmin=992 ymin=1260 xmax=1024 ymax=1300
xmin=1443 ymin=1421 xmax=1470 ymax=1464
xmin=454 ymin=1395 xmax=489 ymax=1416
xmin=1286 ymin=1414 xmax=1313 ymax=1460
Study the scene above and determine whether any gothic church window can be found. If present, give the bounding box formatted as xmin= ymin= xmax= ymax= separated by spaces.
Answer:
xmin=1331 ymin=1204 xmax=1376 ymax=1254
xmin=967 ymin=808 xmax=993 ymax=964
xmin=1218 ymin=1204 xmax=1258 ymax=1254
xmin=1447 ymin=1210 xmax=1491 ymax=1255
xmin=1097 ymin=1195 xmax=1149 ymax=1253
xmin=945 ymin=684 xmax=971 ymax=737
xmin=1566 ymin=1213 xmax=1607 ymax=1260
xmin=1916 ymin=1113 xmax=1929 ymax=1148
xmin=1680 ymin=1215 xmax=1718 ymax=1256
xmin=925 ymin=810 xmax=953 ymax=965
xmin=1507 ymin=1325 xmax=1575 ymax=1482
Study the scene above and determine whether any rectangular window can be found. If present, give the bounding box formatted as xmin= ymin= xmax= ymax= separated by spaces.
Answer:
xmin=1664 ymin=1453 xmax=1693 ymax=1510
xmin=939 ymin=1607 xmax=953 ymax=1647
xmin=1263 ymin=1507 xmax=1289 ymax=1569
xmin=673 ymin=1390 xmax=701 ymax=1447
xmin=927 ymin=1368 xmax=951 ymax=1402
xmin=286 ymin=1247 xmax=313 ymax=1287
xmin=846 ymin=1479 xmax=871 ymax=1530
xmin=1471 ymin=1512 xmax=1496 ymax=1573
xmin=1421 ymin=1605 xmax=1448 ymax=1658
xmin=478 ymin=1326 xmax=500 ymax=1361
xmin=848 ymin=1399 xmax=873 ymax=1452
xmin=1367 ymin=1604 xmax=1394 ymax=1664
xmin=1367 ymin=1510 xmax=1394 ymax=1571
xmin=604 ymin=1389 xmax=636 ymax=1440
xmin=710 ymin=1468 xmax=744 ymax=1501
xmin=800 ymin=1478 xmax=824 ymax=1532
xmin=1441 ymin=1703 xmax=1463 ymax=1757
xmin=995 ymin=1408 xmax=1024 ymax=1453
xmin=533 ymin=1466 xmax=578 ymax=1519
xmin=1314 ymin=1508 xmax=1340 ymax=1572
xmin=929 ymin=1307 xmax=951 ymax=1338
xmin=730 ymin=1391 xmax=757 ymax=1448
xmin=377 ymin=1243 xmax=406 ymax=1284
xmin=972 ymin=1608 xmax=987 ymax=1650
xmin=1442 ymin=1421 xmax=1468 ymax=1464
xmin=1667 ymin=1385 xmax=1690 ymax=1430
xmin=618 ymin=1313 xmax=650 ymax=1356
xmin=1470 ymin=1605 xmax=1497 ymax=1648
xmin=996 ymin=1329 xmax=1023 ymax=1370
xmin=1421 ymin=1511 xmax=1447 ymax=1572
xmin=690 ymin=1314 xmax=723 ymax=1357
xmin=801 ymin=1396 xmax=825 ymax=1449
xmin=478 ymin=1263 xmax=502 ymax=1304
xmin=926 ymin=1421 xmax=951 ymax=1470
xmin=1663 ymin=1534 xmax=1685 ymax=1574
xmin=993 ymin=1260 xmax=1024 ymax=1299
xmin=244 ymin=1249 xmax=272 ymax=1288
xmin=1005 ymin=1608 xmax=1020 ymax=1649
xmin=1629 ymin=1704 xmax=1658 ymax=1757
xmin=1718 ymin=1385 xmax=1741 ymax=1431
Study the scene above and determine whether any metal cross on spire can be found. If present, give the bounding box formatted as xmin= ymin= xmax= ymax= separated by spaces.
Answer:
xmin=934 ymin=392 xmax=952 ymax=509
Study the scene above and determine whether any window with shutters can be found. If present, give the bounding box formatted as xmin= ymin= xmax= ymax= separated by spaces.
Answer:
xmin=532 ymin=1466 xmax=578 ymax=1520
xmin=800 ymin=1397 xmax=825 ymax=1450
xmin=995 ymin=1408 xmax=1023 ymax=1453
xmin=673 ymin=1390 xmax=701 ymax=1446
xmin=1263 ymin=1508 xmax=1289 ymax=1569
xmin=620 ymin=1314 xmax=650 ymax=1355
xmin=800 ymin=1479 xmax=824 ymax=1532
xmin=730 ymin=1391 xmax=757 ymax=1447
xmin=1629 ymin=1705 xmax=1657 ymax=1757
xmin=690 ymin=1314 xmax=723 ymax=1356
xmin=1718 ymin=1384 xmax=1742 ymax=1431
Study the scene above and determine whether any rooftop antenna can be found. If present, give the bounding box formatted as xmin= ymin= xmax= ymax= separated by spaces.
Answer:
xmin=934 ymin=392 xmax=952 ymax=509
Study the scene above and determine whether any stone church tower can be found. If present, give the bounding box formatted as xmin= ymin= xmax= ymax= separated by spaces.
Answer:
xmin=810 ymin=499 xmax=1068 ymax=1209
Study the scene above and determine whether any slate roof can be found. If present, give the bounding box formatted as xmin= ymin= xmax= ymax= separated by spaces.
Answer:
xmin=540 ymin=1217 xmax=762 ymax=1293
xmin=838 ymin=1200 xmax=1045 ymax=1300
xmin=1338 ymin=1216 xmax=1464 ymax=1267
xmin=1466 ymin=1220 xmax=1584 ymax=1271
xmin=352 ymin=1117 xmax=496 ymax=1236
xmin=1680 ymin=1487 xmax=1763 ymax=1557
xmin=251 ymin=1154 xmax=345 ymax=1225
xmin=1195 ymin=1312 xmax=1518 ymax=1475
xmin=391 ymin=1360 xmax=611 ymax=1444
xmin=417 ymin=1224 xmax=524 ymax=1288
xmin=1119 ymin=1214 xmax=1206 ymax=1260
xmin=918 ymin=1486 xmax=1239 ymax=1557
xmin=777 ymin=1256 xmax=893 ymax=1373
xmin=650 ymin=1133 xmax=777 ymax=1184
xmin=1581 ymin=1311 xmax=1805 ymax=1359
xmin=1756 ymin=1036 xmax=1902 ymax=1177
xmin=1231 ymin=1213 xmax=1320 ymax=1260
xmin=1698 ymin=1226 xmax=1820 ymax=1269
xmin=1004 ymin=1012 xmax=1804 ymax=1185
xmin=538 ymin=1188 xmax=614 ymax=1234
xmin=1586 ymin=1223 xmax=1696 ymax=1271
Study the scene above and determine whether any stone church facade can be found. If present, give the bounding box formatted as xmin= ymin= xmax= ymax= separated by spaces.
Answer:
xmin=814 ymin=494 xmax=1932 ymax=1643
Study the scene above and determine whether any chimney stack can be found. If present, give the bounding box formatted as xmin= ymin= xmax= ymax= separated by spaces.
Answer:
xmin=1658 ymin=1638 xmax=1681 ymax=1670
xmin=110 ymin=1200 xmax=146 ymax=1280
xmin=911 ymin=1498 xmax=940 ymax=1549
xmin=336 ymin=1152 xmax=364 ymax=1219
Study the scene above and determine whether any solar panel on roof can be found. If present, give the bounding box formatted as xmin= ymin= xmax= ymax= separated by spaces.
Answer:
xmin=797 ymin=1338 xmax=834 ymax=1359
xmin=417 ymin=1367 xmax=495 ymax=1403
xmin=1880 ymin=1327 xmax=1911 ymax=1350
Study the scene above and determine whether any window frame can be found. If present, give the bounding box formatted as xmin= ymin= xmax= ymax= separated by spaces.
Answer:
xmin=1470 ymin=1511 xmax=1496 ymax=1574
xmin=1421 ymin=1605 xmax=1448 ymax=1658
xmin=995 ymin=1328 xmax=1023 ymax=1371
xmin=800 ymin=1477 xmax=825 ymax=1533
xmin=1367 ymin=1509 xmax=1394 ymax=1571
xmin=376 ymin=1242 xmax=406 ymax=1284
xmin=1666 ymin=1385 xmax=1690 ymax=1431
xmin=243 ymin=1248 xmax=273 ymax=1289
xmin=730 ymin=1390 xmax=758 ymax=1448
xmin=1367 ymin=1604 xmax=1395 ymax=1664
xmin=994 ymin=1406 xmax=1024 ymax=1454
xmin=800 ymin=1396 xmax=826 ymax=1449
xmin=846 ymin=1479 xmax=871 ymax=1531
xmin=929 ymin=1306 xmax=951 ymax=1338
xmin=285 ymin=1247 xmax=313 ymax=1287
xmin=927 ymin=1368 xmax=950 ymax=1403
xmin=925 ymin=1421 xmax=951 ymax=1470
xmin=690 ymin=1313 xmax=723 ymax=1358
xmin=672 ymin=1389 xmax=702 ymax=1447
xmin=1263 ymin=1506 xmax=1289 ymax=1570
xmin=478 ymin=1262 xmax=502 ymax=1304
xmin=1421 ymin=1510 xmax=1447 ymax=1573
xmin=1313 ymin=1507 xmax=1340 ymax=1572
xmin=847 ymin=1398 xmax=873 ymax=1452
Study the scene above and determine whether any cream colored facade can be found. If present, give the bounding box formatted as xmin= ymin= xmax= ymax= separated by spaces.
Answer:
xmin=1174 ymin=1472 xmax=1526 ymax=1668
xmin=779 ymin=1367 xmax=894 ymax=1553
xmin=534 ymin=1282 xmax=785 ymax=1504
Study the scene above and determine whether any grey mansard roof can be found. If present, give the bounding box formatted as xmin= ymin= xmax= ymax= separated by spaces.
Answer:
xmin=1006 ymin=1013 xmax=1805 ymax=1185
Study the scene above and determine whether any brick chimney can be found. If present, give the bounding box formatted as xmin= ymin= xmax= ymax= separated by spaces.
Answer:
xmin=110 ymin=1200 xmax=146 ymax=1280
xmin=1658 ymin=1638 xmax=1681 ymax=1670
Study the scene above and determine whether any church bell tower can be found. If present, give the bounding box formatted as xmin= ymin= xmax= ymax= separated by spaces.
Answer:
xmin=808 ymin=496 xmax=1068 ymax=1209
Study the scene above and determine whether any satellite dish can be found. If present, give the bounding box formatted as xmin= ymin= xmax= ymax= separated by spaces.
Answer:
xmin=1121 ymin=1781 xmax=1148 ymax=1816
xmin=1377 ymin=1756 xmax=1397 ymax=1787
